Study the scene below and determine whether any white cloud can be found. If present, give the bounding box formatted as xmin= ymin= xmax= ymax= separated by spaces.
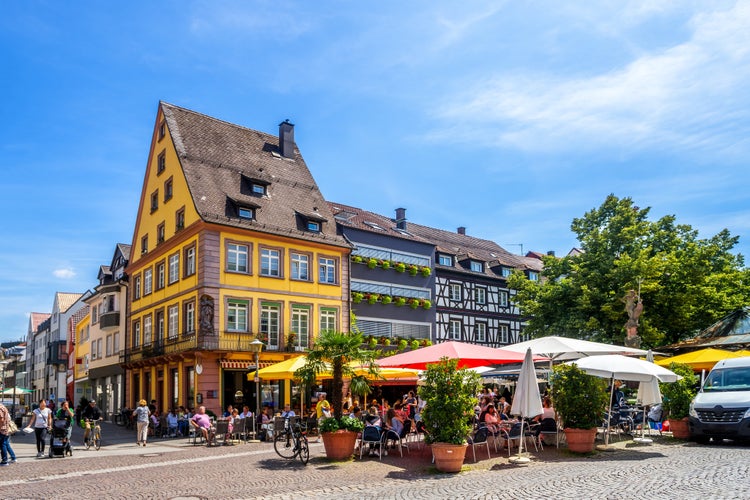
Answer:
xmin=53 ymin=268 xmax=76 ymax=279
xmin=429 ymin=2 xmax=750 ymax=159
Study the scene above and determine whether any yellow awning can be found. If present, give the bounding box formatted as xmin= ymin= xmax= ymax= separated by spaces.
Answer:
xmin=655 ymin=348 xmax=748 ymax=372
xmin=255 ymin=355 xmax=309 ymax=380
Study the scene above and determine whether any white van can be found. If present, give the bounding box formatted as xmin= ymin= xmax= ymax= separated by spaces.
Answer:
xmin=689 ymin=356 xmax=750 ymax=443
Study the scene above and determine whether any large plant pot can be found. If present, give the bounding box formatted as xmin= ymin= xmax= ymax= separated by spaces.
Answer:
xmin=563 ymin=428 xmax=597 ymax=453
xmin=321 ymin=430 xmax=358 ymax=460
xmin=668 ymin=418 xmax=690 ymax=439
xmin=432 ymin=442 xmax=468 ymax=472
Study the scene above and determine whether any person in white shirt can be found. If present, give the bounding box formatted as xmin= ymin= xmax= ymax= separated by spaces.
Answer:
xmin=24 ymin=400 xmax=52 ymax=458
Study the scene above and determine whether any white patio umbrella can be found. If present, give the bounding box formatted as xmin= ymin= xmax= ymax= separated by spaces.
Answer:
xmin=567 ymin=355 xmax=680 ymax=447
xmin=509 ymin=348 xmax=543 ymax=464
xmin=505 ymin=336 xmax=653 ymax=363
xmin=634 ymin=377 xmax=662 ymax=444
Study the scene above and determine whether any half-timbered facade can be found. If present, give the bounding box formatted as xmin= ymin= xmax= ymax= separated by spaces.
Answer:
xmin=405 ymin=225 xmax=531 ymax=346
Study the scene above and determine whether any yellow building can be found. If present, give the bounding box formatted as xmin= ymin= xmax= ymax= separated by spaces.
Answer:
xmin=73 ymin=314 xmax=92 ymax=404
xmin=124 ymin=102 xmax=351 ymax=416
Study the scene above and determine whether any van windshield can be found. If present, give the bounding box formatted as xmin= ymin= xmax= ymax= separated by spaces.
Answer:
xmin=703 ymin=367 xmax=750 ymax=392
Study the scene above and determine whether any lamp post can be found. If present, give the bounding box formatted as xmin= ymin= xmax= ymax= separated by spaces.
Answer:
xmin=247 ymin=339 xmax=264 ymax=426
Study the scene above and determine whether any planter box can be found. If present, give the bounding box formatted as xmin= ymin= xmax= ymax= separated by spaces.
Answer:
xmin=563 ymin=428 xmax=597 ymax=453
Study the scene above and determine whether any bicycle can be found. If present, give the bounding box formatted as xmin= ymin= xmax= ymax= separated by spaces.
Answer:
xmin=273 ymin=417 xmax=309 ymax=465
xmin=84 ymin=419 xmax=102 ymax=450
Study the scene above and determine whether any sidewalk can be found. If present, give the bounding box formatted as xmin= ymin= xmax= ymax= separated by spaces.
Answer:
xmin=6 ymin=420 xmax=195 ymax=461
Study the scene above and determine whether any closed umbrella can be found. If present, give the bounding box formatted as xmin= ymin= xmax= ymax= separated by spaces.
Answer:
xmin=634 ymin=377 xmax=662 ymax=443
xmin=509 ymin=348 xmax=543 ymax=464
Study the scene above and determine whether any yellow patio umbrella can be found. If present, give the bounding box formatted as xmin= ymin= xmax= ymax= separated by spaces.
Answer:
xmin=655 ymin=348 xmax=748 ymax=372
xmin=255 ymin=355 xmax=311 ymax=380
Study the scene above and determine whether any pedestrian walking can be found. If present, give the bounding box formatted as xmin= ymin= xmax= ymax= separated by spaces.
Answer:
xmin=134 ymin=399 xmax=151 ymax=446
xmin=24 ymin=399 xmax=52 ymax=458
xmin=0 ymin=403 xmax=17 ymax=465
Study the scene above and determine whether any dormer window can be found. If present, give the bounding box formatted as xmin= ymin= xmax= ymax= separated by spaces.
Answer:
xmin=438 ymin=255 xmax=453 ymax=266
xmin=501 ymin=267 xmax=512 ymax=277
xmin=528 ymin=271 xmax=539 ymax=281
xmin=242 ymin=175 xmax=270 ymax=196
xmin=307 ymin=221 xmax=321 ymax=232
xmin=238 ymin=207 xmax=254 ymax=220
xmin=470 ymin=261 xmax=483 ymax=273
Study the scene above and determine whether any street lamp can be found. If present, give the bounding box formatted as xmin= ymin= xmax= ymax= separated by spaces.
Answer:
xmin=247 ymin=339 xmax=265 ymax=429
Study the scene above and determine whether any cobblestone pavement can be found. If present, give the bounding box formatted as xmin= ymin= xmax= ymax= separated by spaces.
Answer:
xmin=1 ymin=423 xmax=748 ymax=499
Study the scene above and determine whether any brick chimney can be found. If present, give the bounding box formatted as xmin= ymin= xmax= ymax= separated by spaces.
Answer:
xmin=395 ymin=208 xmax=407 ymax=230
xmin=457 ymin=227 xmax=466 ymax=235
xmin=279 ymin=119 xmax=295 ymax=159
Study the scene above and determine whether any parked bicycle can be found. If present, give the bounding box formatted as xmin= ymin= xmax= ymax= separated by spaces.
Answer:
xmin=84 ymin=418 xmax=102 ymax=450
xmin=273 ymin=417 xmax=309 ymax=465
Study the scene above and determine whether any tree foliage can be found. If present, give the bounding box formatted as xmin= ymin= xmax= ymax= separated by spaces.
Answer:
xmin=509 ymin=194 xmax=750 ymax=346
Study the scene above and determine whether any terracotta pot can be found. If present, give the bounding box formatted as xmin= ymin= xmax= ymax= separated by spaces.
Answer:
xmin=431 ymin=442 xmax=468 ymax=473
xmin=668 ymin=418 xmax=690 ymax=439
xmin=321 ymin=430 xmax=358 ymax=460
xmin=563 ymin=428 xmax=597 ymax=453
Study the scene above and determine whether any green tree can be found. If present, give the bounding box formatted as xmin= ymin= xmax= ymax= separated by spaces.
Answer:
xmin=509 ymin=194 xmax=750 ymax=346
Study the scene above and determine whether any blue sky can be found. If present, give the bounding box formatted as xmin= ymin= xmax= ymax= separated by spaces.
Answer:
xmin=2 ymin=1 xmax=749 ymax=343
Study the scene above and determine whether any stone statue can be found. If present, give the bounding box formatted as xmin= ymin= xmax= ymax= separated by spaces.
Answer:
xmin=199 ymin=295 xmax=215 ymax=336
xmin=623 ymin=289 xmax=643 ymax=348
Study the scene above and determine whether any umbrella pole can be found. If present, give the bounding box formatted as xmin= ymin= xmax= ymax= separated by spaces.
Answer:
xmin=597 ymin=377 xmax=616 ymax=451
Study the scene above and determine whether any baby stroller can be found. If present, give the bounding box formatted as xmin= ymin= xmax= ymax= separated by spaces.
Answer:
xmin=49 ymin=418 xmax=73 ymax=457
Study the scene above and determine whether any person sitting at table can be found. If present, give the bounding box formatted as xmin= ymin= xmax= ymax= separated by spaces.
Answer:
xmin=480 ymin=403 xmax=501 ymax=434
xmin=534 ymin=397 xmax=557 ymax=444
xmin=190 ymin=406 xmax=214 ymax=445
xmin=166 ymin=409 xmax=179 ymax=437
xmin=384 ymin=408 xmax=404 ymax=451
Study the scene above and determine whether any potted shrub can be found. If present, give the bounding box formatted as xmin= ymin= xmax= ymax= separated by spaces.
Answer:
xmin=421 ymin=339 xmax=432 ymax=347
xmin=351 ymin=292 xmax=364 ymax=304
xmin=660 ymin=362 xmax=697 ymax=439
xmin=408 ymin=298 xmax=420 ymax=309
xmin=295 ymin=330 xmax=380 ymax=461
xmin=394 ymin=297 xmax=407 ymax=307
xmin=421 ymin=299 xmax=432 ymax=310
xmin=397 ymin=339 xmax=408 ymax=351
xmin=286 ymin=332 xmax=298 ymax=351
xmin=410 ymin=339 xmax=420 ymax=350
xmin=550 ymin=363 xmax=608 ymax=453
xmin=367 ymin=293 xmax=380 ymax=305
xmin=419 ymin=357 xmax=482 ymax=472
xmin=394 ymin=262 xmax=406 ymax=273
xmin=351 ymin=255 xmax=363 ymax=264
xmin=408 ymin=264 xmax=419 ymax=276
xmin=367 ymin=258 xmax=378 ymax=269
xmin=421 ymin=266 xmax=432 ymax=277
xmin=381 ymin=295 xmax=392 ymax=305
xmin=381 ymin=260 xmax=391 ymax=270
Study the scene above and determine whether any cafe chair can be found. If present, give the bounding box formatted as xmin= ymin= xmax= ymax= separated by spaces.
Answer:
xmin=467 ymin=424 xmax=491 ymax=462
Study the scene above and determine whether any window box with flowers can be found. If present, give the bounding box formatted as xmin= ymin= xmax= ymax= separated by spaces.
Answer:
xmin=366 ymin=293 xmax=380 ymax=305
xmin=367 ymin=258 xmax=378 ymax=269
xmin=394 ymin=262 xmax=406 ymax=273
xmin=352 ymin=292 xmax=364 ymax=304
xmin=351 ymin=255 xmax=364 ymax=264
xmin=420 ymin=299 xmax=432 ymax=310
xmin=381 ymin=295 xmax=392 ymax=305
xmin=394 ymin=297 xmax=407 ymax=307
xmin=421 ymin=266 xmax=432 ymax=277
xmin=408 ymin=264 xmax=419 ymax=276
xmin=408 ymin=298 xmax=421 ymax=309
xmin=379 ymin=259 xmax=391 ymax=270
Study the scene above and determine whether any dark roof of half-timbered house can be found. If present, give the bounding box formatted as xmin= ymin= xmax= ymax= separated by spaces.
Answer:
xmin=327 ymin=202 xmax=530 ymax=275
xmin=161 ymin=102 xmax=349 ymax=248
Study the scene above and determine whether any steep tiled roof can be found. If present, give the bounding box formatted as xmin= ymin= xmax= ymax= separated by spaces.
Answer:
xmin=161 ymin=103 xmax=348 ymax=248
xmin=327 ymin=202 xmax=527 ymax=275
xmin=55 ymin=292 xmax=83 ymax=314
xmin=405 ymin=223 xmax=525 ymax=270
xmin=327 ymin=202 xmax=433 ymax=245
xmin=117 ymin=243 xmax=131 ymax=261
xmin=29 ymin=312 xmax=50 ymax=332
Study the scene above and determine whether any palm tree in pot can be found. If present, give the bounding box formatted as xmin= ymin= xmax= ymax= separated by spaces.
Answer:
xmin=295 ymin=329 xmax=380 ymax=460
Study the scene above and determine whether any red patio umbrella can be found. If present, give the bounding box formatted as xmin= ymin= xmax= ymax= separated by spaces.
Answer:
xmin=377 ymin=341 xmax=548 ymax=370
